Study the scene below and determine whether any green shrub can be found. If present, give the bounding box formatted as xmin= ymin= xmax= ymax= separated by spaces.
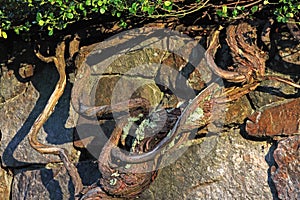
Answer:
xmin=271 ymin=0 xmax=300 ymax=23
xmin=0 ymin=0 xmax=208 ymax=38
xmin=1 ymin=0 xmax=299 ymax=39
xmin=216 ymin=0 xmax=300 ymax=23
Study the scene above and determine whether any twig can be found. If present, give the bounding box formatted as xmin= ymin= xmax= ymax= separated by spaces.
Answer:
xmin=29 ymin=41 xmax=83 ymax=194
xmin=205 ymin=26 xmax=246 ymax=83
xmin=212 ymin=0 xmax=262 ymax=9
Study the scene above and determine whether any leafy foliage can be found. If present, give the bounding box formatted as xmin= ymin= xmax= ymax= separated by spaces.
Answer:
xmin=271 ymin=0 xmax=300 ymax=23
xmin=0 ymin=0 xmax=299 ymax=39
xmin=216 ymin=5 xmax=259 ymax=19
xmin=216 ymin=0 xmax=300 ymax=22
xmin=0 ymin=0 xmax=209 ymax=38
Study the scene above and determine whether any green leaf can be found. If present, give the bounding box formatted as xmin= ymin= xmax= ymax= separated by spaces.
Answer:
xmin=277 ymin=15 xmax=283 ymax=22
xmin=119 ymin=20 xmax=127 ymax=28
xmin=14 ymin=28 xmax=20 ymax=35
xmin=129 ymin=7 xmax=133 ymax=14
xmin=132 ymin=2 xmax=138 ymax=10
xmin=38 ymin=20 xmax=45 ymax=26
xmin=167 ymin=5 xmax=172 ymax=11
xmin=92 ymin=0 xmax=99 ymax=6
xmin=298 ymin=4 xmax=300 ymax=9
xmin=251 ymin=5 xmax=258 ymax=13
xmin=164 ymin=1 xmax=172 ymax=7
xmin=86 ymin=0 xmax=91 ymax=6
xmin=69 ymin=5 xmax=75 ymax=11
xmin=282 ymin=16 xmax=288 ymax=23
xmin=67 ymin=12 xmax=74 ymax=19
xmin=232 ymin=9 xmax=238 ymax=17
xmin=78 ymin=3 xmax=84 ymax=10
xmin=48 ymin=12 xmax=54 ymax=19
xmin=100 ymin=7 xmax=105 ymax=14
xmin=117 ymin=12 xmax=121 ymax=17
xmin=222 ymin=5 xmax=227 ymax=15
xmin=286 ymin=12 xmax=294 ymax=18
xmin=48 ymin=29 xmax=54 ymax=36
xmin=142 ymin=5 xmax=148 ymax=12
xmin=36 ymin=12 xmax=42 ymax=22
xmin=111 ymin=10 xmax=116 ymax=16
xmin=147 ymin=6 xmax=155 ymax=15
xmin=129 ymin=3 xmax=138 ymax=14
xmin=1 ymin=31 xmax=7 ymax=39
xmin=24 ymin=26 xmax=30 ymax=31
xmin=92 ymin=7 xmax=98 ymax=12
xmin=216 ymin=10 xmax=224 ymax=17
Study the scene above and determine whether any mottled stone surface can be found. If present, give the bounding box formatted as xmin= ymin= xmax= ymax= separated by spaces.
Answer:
xmin=225 ymin=95 xmax=252 ymax=125
xmin=4 ymin=24 xmax=299 ymax=199
xmin=12 ymin=167 xmax=73 ymax=200
xmin=0 ymin=65 xmax=75 ymax=167
xmin=249 ymin=23 xmax=300 ymax=110
xmin=11 ymin=161 xmax=99 ymax=200
xmin=271 ymin=135 xmax=300 ymax=200
xmin=9 ymin=128 xmax=276 ymax=200
xmin=94 ymin=76 xmax=163 ymax=107
xmin=139 ymin=130 xmax=274 ymax=199
xmin=90 ymin=48 xmax=164 ymax=78
xmin=0 ymin=66 xmax=27 ymax=104
xmin=74 ymin=27 xmax=211 ymax=113
xmin=0 ymin=165 xmax=13 ymax=200
xmin=248 ymin=79 xmax=297 ymax=110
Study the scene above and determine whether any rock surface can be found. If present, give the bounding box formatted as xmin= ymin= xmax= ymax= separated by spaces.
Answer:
xmin=271 ymin=135 xmax=300 ymax=200
xmin=139 ymin=129 xmax=274 ymax=199
xmin=0 ymin=65 xmax=76 ymax=167
xmin=11 ymin=161 xmax=100 ymax=200
xmin=2 ymin=23 xmax=300 ymax=200
xmin=12 ymin=167 xmax=73 ymax=200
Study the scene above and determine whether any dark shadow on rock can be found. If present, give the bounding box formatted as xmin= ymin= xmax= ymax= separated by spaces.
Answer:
xmin=265 ymin=142 xmax=279 ymax=200
xmin=239 ymin=122 xmax=269 ymax=142
xmin=254 ymin=85 xmax=300 ymax=99
xmin=267 ymin=22 xmax=300 ymax=78
xmin=74 ymin=120 xmax=116 ymax=162
xmin=40 ymin=168 xmax=64 ymax=200
xmin=42 ymin=80 xmax=73 ymax=145
xmin=76 ymin=161 xmax=100 ymax=186
xmin=11 ymin=166 xmax=72 ymax=199
xmin=2 ymin=109 xmax=40 ymax=167
xmin=3 ymin=35 xmax=44 ymax=84
xmin=68 ymin=177 xmax=75 ymax=200
xmin=239 ymin=122 xmax=280 ymax=199
xmin=2 ymin=63 xmax=73 ymax=167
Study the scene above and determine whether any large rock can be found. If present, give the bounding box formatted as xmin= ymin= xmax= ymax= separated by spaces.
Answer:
xmin=11 ymin=161 xmax=100 ymax=200
xmin=139 ymin=129 xmax=274 ymax=199
xmin=0 ymin=65 xmax=76 ymax=167
xmin=93 ymin=76 xmax=163 ymax=107
xmin=271 ymin=135 xmax=300 ymax=200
